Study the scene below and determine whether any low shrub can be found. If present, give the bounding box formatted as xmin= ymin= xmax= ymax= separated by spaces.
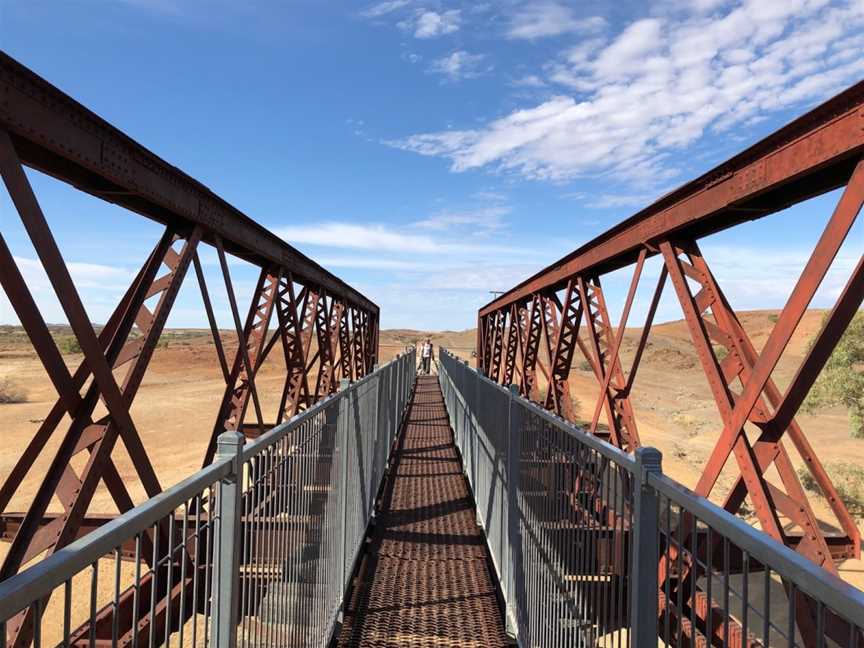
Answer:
xmin=798 ymin=463 xmax=864 ymax=517
xmin=58 ymin=336 xmax=81 ymax=354
xmin=0 ymin=378 xmax=26 ymax=404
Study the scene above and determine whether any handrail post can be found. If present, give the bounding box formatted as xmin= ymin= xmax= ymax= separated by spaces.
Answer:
xmin=462 ymin=359 xmax=470 ymax=454
xmin=505 ymin=383 xmax=521 ymax=638
xmin=338 ymin=378 xmax=351 ymax=598
xmin=393 ymin=354 xmax=401 ymax=441
xmin=399 ymin=352 xmax=405 ymax=424
xmin=211 ymin=431 xmax=245 ymax=648
xmin=630 ymin=446 xmax=662 ymax=648
xmin=472 ymin=367 xmax=483 ymax=491
xmin=370 ymin=365 xmax=380 ymax=515
xmin=372 ymin=363 xmax=382 ymax=493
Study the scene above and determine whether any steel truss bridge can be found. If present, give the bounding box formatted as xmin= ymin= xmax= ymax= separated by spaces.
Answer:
xmin=0 ymin=52 xmax=862 ymax=648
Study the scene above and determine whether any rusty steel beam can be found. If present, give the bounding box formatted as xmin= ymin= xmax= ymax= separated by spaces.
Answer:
xmin=279 ymin=283 xmax=319 ymax=420
xmin=543 ymin=285 xmax=582 ymax=422
xmin=0 ymin=52 xmax=378 ymax=648
xmin=520 ymin=295 xmax=543 ymax=400
xmin=477 ymin=81 xmax=864 ymax=648
xmin=501 ymin=304 xmax=520 ymax=386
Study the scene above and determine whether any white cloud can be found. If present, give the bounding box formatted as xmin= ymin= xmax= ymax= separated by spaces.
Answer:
xmin=584 ymin=192 xmax=664 ymax=209
xmin=390 ymin=0 xmax=864 ymax=185
xmin=662 ymin=0 xmax=728 ymax=13
xmin=360 ymin=0 xmax=410 ymax=18
xmin=271 ymin=216 xmax=557 ymax=330
xmin=277 ymin=223 xmax=440 ymax=253
xmin=697 ymin=244 xmax=860 ymax=308
xmin=506 ymin=2 xmax=606 ymax=39
xmin=275 ymin=221 xmax=526 ymax=256
xmin=318 ymin=256 xmax=436 ymax=271
xmin=1 ymin=257 xmax=137 ymax=327
xmin=359 ymin=282 xmax=488 ymax=330
xmin=12 ymin=256 xmax=134 ymax=291
xmin=510 ymin=74 xmax=547 ymax=88
xmin=428 ymin=50 xmax=489 ymax=81
xmin=413 ymin=205 xmax=510 ymax=232
xmin=417 ymin=263 xmax=541 ymax=291
xmin=400 ymin=9 xmax=460 ymax=38
xmin=592 ymin=18 xmax=663 ymax=77
xmin=472 ymin=190 xmax=507 ymax=202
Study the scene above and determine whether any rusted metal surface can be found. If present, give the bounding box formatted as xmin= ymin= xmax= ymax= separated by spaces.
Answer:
xmin=0 ymin=52 xmax=378 ymax=647
xmin=477 ymin=82 xmax=864 ymax=648
xmin=335 ymin=376 xmax=511 ymax=647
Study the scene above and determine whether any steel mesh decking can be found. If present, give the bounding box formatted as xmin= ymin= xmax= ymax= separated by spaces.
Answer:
xmin=335 ymin=375 xmax=511 ymax=647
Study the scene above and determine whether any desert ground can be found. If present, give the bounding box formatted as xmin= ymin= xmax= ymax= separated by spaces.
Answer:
xmin=1 ymin=312 xmax=862 ymax=593
xmin=0 ymin=326 xmax=473 ymax=514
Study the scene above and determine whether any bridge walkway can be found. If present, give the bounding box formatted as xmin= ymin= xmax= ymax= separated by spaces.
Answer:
xmin=334 ymin=375 xmax=511 ymax=647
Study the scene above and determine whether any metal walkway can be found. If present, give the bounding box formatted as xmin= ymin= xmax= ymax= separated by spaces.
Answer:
xmin=335 ymin=375 xmax=511 ymax=647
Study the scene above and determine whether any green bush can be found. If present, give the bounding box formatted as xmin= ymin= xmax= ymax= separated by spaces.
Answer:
xmin=803 ymin=312 xmax=864 ymax=439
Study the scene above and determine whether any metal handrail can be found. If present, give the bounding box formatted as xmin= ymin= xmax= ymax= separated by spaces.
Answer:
xmin=240 ymin=349 xmax=406 ymax=464
xmin=437 ymin=347 xmax=864 ymax=648
xmin=440 ymin=349 xmax=637 ymax=470
xmin=0 ymin=348 xmax=417 ymax=647
xmin=240 ymin=390 xmax=340 ymax=463
xmin=649 ymin=472 xmax=864 ymax=625
xmin=0 ymin=460 xmax=230 ymax=622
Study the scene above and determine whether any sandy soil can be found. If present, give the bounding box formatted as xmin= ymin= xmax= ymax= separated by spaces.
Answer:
xmin=0 ymin=327 xmax=470 ymax=514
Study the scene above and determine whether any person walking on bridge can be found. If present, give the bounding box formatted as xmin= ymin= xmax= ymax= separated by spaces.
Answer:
xmin=420 ymin=338 xmax=434 ymax=374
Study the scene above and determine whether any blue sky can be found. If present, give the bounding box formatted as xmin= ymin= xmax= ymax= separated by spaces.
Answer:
xmin=1 ymin=0 xmax=862 ymax=331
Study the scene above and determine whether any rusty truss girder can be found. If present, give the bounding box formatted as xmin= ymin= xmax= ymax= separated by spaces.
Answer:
xmin=477 ymin=80 xmax=864 ymax=647
xmin=0 ymin=52 xmax=378 ymax=647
